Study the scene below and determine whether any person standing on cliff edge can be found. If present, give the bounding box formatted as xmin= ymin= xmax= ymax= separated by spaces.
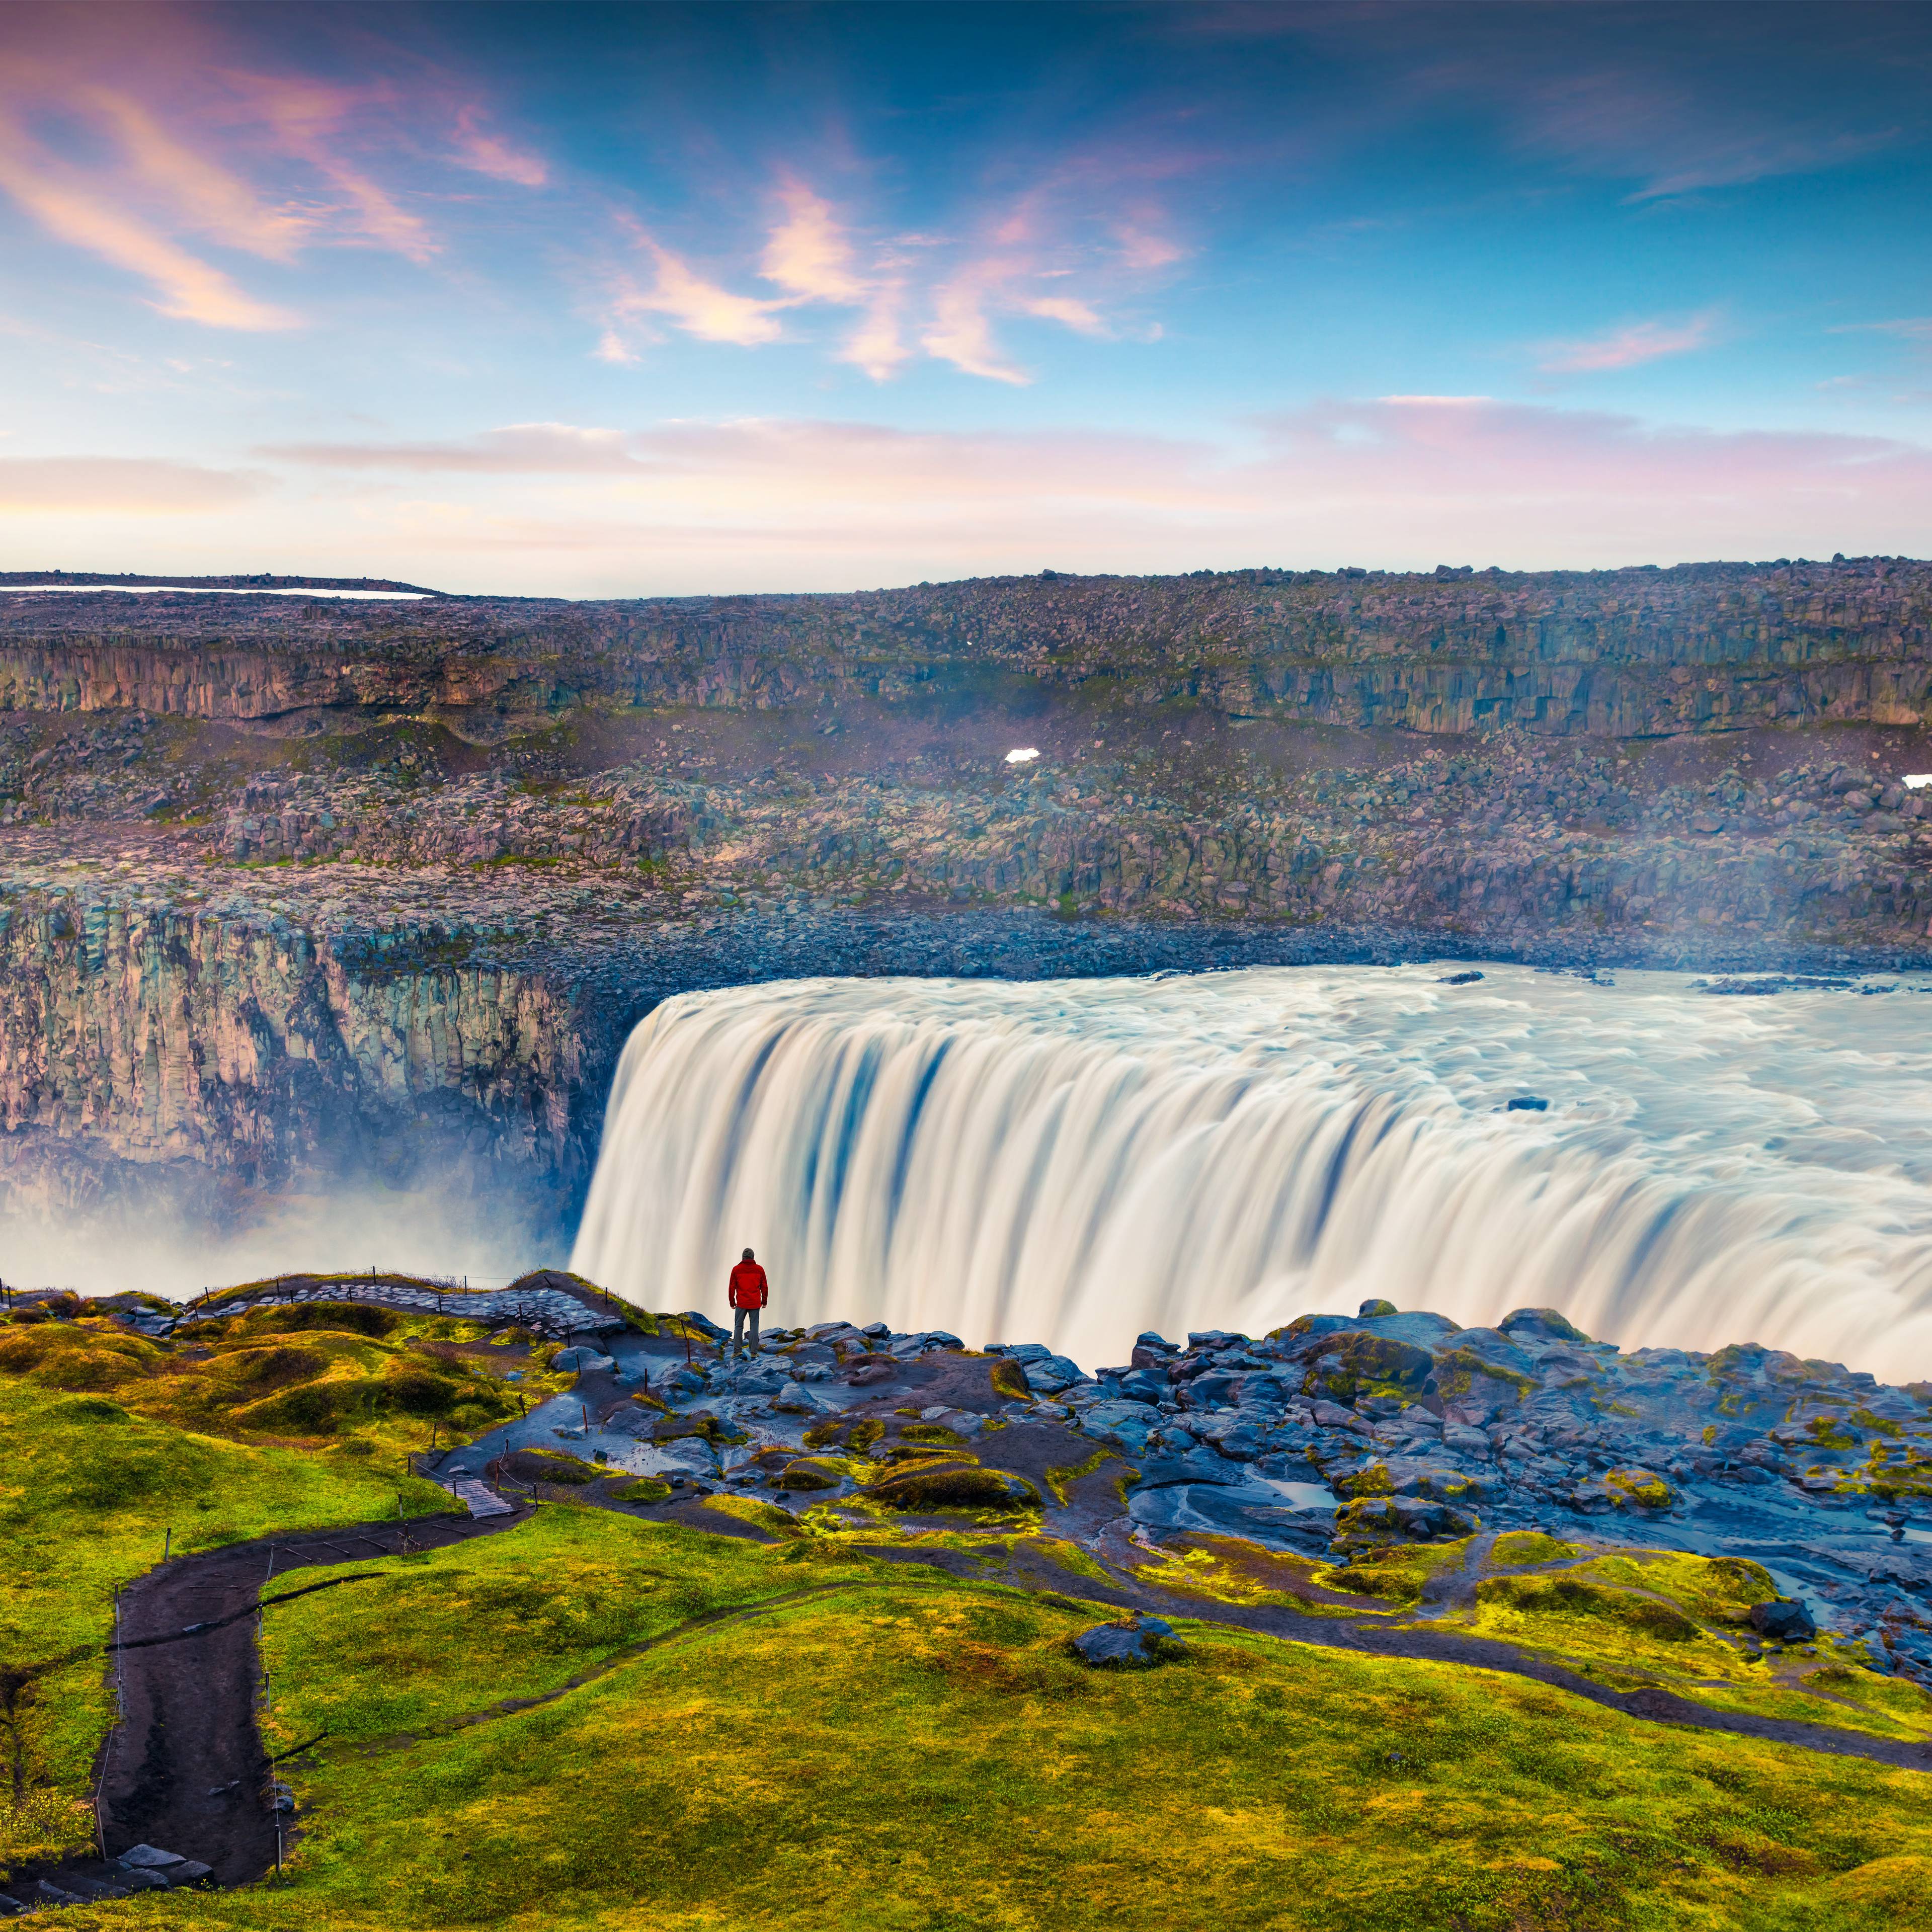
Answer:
xmin=728 ymin=1247 xmax=769 ymax=1358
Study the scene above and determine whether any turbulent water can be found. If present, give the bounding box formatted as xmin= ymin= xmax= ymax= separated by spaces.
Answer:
xmin=571 ymin=965 xmax=1932 ymax=1378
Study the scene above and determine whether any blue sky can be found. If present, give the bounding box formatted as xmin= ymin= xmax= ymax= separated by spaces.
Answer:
xmin=3 ymin=0 xmax=1929 ymax=593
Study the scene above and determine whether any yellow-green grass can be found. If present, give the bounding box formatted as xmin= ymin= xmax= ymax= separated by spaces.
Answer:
xmin=1465 ymin=1561 xmax=1932 ymax=1744
xmin=0 ymin=1377 xmax=454 ymax=1863
xmin=1491 ymin=1530 xmax=1582 ymax=1565
xmin=88 ymin=1532 xmax=1932 ymax=1932
xmin=1312 ymin=1536 xmax=1475 ymax=1605
xmin=251 ymin=1507 xmax=930 ymax=1746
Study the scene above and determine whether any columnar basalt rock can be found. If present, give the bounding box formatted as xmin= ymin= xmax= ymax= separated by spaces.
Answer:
xmin=3 ymin=558 xmax=1931 ymax=740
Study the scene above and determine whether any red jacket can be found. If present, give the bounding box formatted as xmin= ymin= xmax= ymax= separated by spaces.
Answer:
xmin=728 ymin=1260 xmax=769 ymax=1310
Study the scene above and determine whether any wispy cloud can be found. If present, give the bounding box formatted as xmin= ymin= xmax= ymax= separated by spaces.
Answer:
xmin=760 ymin=182 xmax=866 ymax=303
xmin=614 ymin=236 xmax=785 ymax=347
xmin=450 ymin=105 xmax=547 ymax=188
xmin=1832 ymin=317 xmax=1932 ymax=347
xmin=0 ymin=454 xmax=265 ymax=510
xmin=1023 ymin=295 xmax=1107 ymax=336
xmin=0 ymin=127 xmax=298 ymax=329
xmin=923 ymin=272 xmax=1030 ymax=384
xmin=250 ymin=399 xmax=1932 ymax=595
xmin=1537 ymin=310 xmax=1721 ymax=374
xmin=0 ymin=9 xmax=547 ymax=327
xmin=841 ymin=285 xmax=911 ymax=381
xmin=256 ymin=422 xmax=639 ymax=472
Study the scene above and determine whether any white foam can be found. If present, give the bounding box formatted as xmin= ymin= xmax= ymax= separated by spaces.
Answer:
xmin=572 ymin=963 xmax=1932 ymax=1375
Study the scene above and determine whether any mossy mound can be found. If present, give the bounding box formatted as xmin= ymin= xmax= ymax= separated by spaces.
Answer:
xmin=608 ymin=1476 xmax=672 ymax=1503
xmin=235 ymin=1300 xmax=400 ymax=1339
xmin=867 ymin=1464 xmax=1040 ymax=1512
xmin=1490 ymin=1531 xmax=1580 ymax=1566
xmin=775 ymin=1459 xmax=843 ymax=1492
xmin=504 ymin=1447 xmax=600 ymax=1486
xmin=1478 ymin=1573 xmax=1701 ymax=1642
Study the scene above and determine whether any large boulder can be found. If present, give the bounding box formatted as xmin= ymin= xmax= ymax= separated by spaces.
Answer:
xmin=1072 ymin=1616 xmax=1185 ymax=1668
xmin=1748 ymin=1598 xmax=1817 ymax=1643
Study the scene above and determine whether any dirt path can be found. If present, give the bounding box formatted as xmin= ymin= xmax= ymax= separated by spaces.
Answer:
xmin=85 ymin=1504 xmax=534 ymax=1888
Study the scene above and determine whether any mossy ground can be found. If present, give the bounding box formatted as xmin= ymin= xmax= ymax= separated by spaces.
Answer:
xmin=10 ymin=1320 xmax=1932 ymax=1928
xmin=63 ymin=1503 xmax=1932 ymax=1932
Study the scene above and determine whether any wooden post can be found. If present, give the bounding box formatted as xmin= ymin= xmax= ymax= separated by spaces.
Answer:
xmin=163 ymin=1526 xmax=172 ymax=1563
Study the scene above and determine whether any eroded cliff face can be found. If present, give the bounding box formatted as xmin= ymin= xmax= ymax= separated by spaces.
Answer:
xmin=5 ymin=557 xmax=1931 ymax=741
xmin=0 ymin=888 xmax=587 ymax=1232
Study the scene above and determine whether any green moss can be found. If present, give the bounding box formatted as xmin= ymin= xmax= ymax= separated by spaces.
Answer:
xmin=1336 ymin=1463 xmax=1395 ymax=1498
xmin=609 ymin=1477 xmax=672 ymax=1504
xmin=867 ymin=1464 xmax=1040 ymax=1513
xmin=1490 ymin=1531 xmax=1580 ymax=1566
xmin=776 ymin=1459 xmax=844 ymax=1492
xmin=990 ymin=1358 xmax=1032 ymax=1402
xmin=1601 ymin=1468 xmax=1675 ymax=1511
xmin=1042 ymin=1446 xmax=1116 ymax=1505
xmin=505 ymin=1447 xmax=599 ymax=1486
xmin=1477 ymin=1573 xmax=1701 ymax=1643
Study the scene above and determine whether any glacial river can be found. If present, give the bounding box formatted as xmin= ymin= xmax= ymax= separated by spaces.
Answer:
xmin=572 ymin=963 xmax=1932 ymax=1378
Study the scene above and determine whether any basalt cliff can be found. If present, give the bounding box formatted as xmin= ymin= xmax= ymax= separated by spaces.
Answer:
xmin=3 ymin=557 xmax=1930 ymax=1254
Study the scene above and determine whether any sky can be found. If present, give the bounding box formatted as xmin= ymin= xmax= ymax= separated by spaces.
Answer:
xmin=2 ymin=0 xmax=1930 ymax=596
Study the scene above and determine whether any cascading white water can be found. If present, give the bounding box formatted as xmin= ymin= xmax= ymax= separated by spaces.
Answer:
xmin=571 ymin=964 xmax=1932 ymax=1378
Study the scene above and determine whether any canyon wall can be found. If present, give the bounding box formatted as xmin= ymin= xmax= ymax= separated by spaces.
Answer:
xmin=0 ymin=889 xmax=590 ymax=1235
xmin=4 ymin=558 xmax=1930 ymax=741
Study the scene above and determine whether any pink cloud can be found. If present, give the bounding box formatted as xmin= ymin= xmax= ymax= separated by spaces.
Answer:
xmin=0 ymin=128 xmax=297 ymax=329
xmin=1537 ymin=311 xmax=1721 ymax=374
xmin=244 ymin=399 xmax=1932 ymax=593
xmin=841 ymin=285 xmax=911 ymax=381
xmin=613 ymin=237 xmax=784 ymax=347
xmin=760 ymin=182 xmax=867 ymax=304
xmin=0 ymin=7 xmax=550 ymax=323
xmin=1023 ymin=295 xmax=1108 ymax=336
xmin=922 ymin=273 xmax=1030 ymax=384
xmin=0 ymin=454 xmax=264 ymax=511
xmin=450 ymin=105 xmax=547 ymax=189
xmin=257 ymin=422 xmax=639 ymax=472
xmin=247 ymin=77 xmax=435 ymax=262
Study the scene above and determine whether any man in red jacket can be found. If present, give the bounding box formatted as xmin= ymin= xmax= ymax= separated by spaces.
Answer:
xmin=728 ymin=1247 xmax=769 ymax=1358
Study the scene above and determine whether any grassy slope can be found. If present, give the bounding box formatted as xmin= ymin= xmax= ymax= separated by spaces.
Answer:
xmin=0 ymin=1357 xmax=458 ymax=1863
xmin=8 ymin=1314 xmax=1932 ymax=1928
xmin=91 ymin=1503 xmax=1932 ymax=1932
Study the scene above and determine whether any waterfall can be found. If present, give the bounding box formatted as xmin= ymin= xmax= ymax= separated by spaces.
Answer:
xmin=571 ymin=964 xmax=1932 ymax=1377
